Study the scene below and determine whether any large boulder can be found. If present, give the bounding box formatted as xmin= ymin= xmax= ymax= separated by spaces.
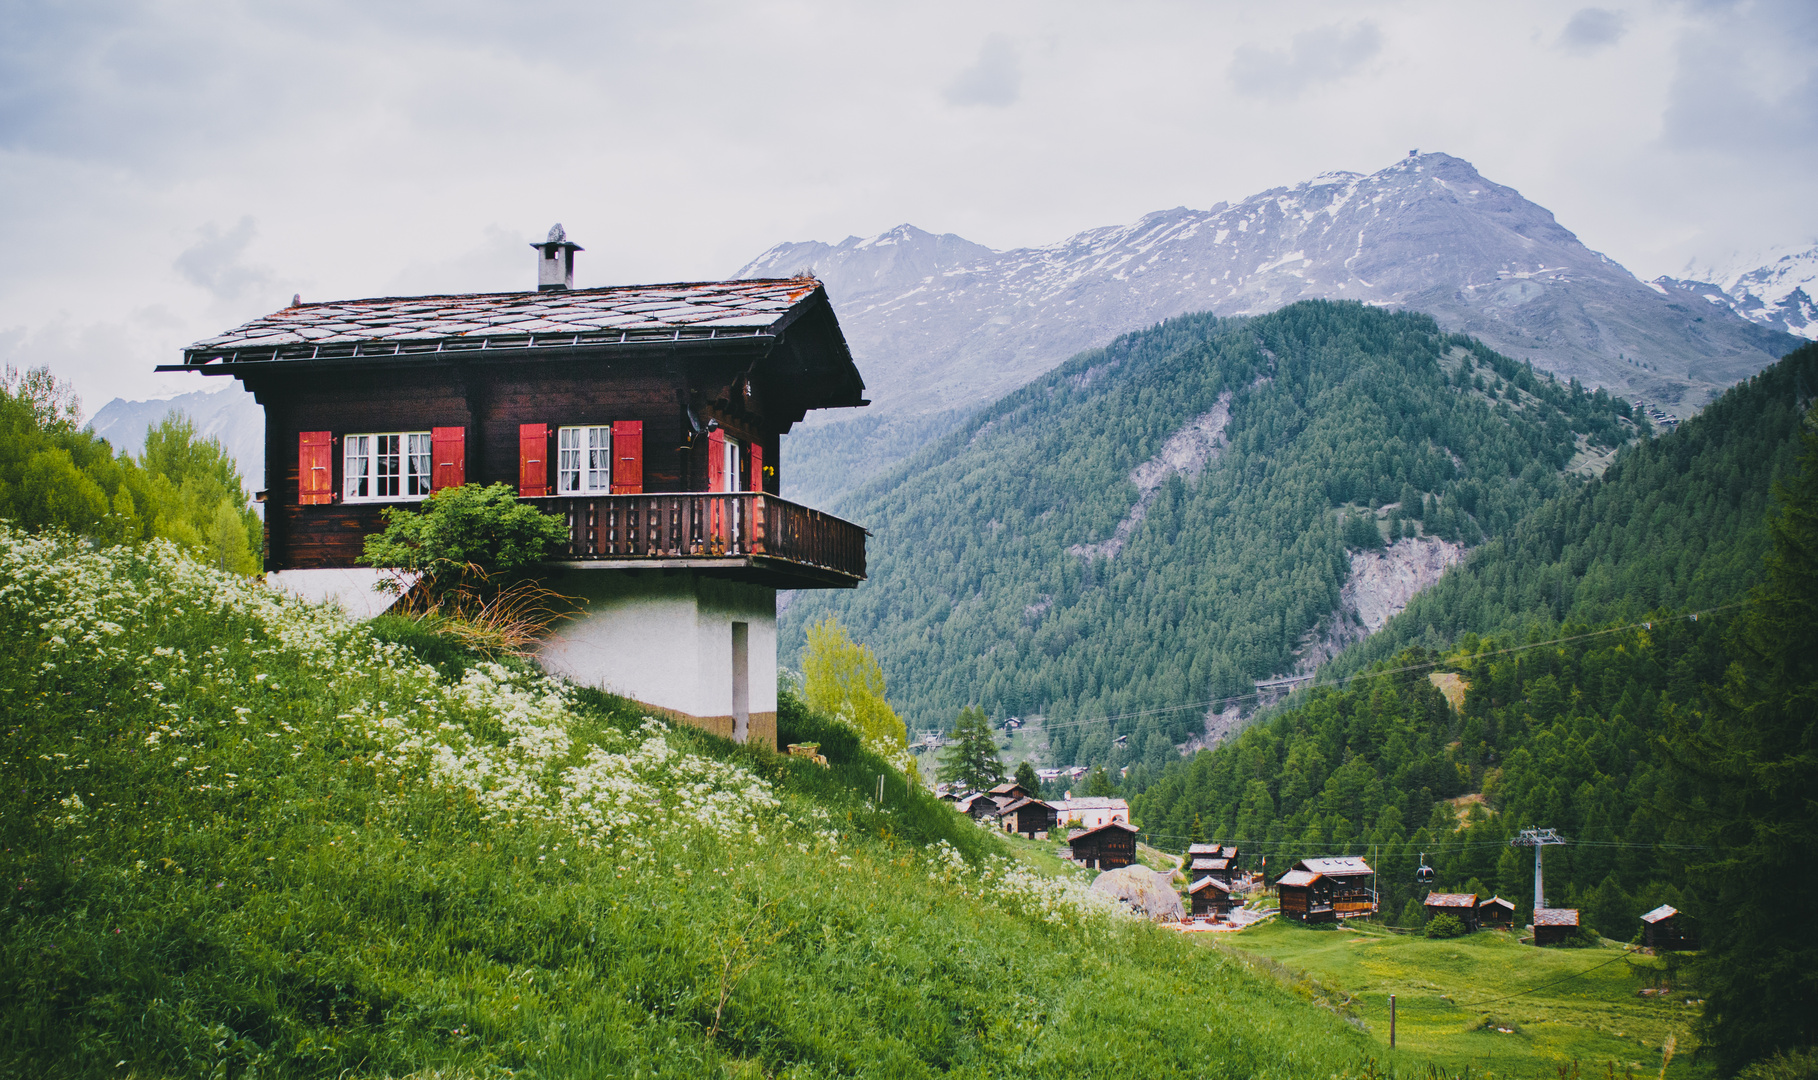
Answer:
xmin=1091 ymin=864 xmax=1185 ymax=920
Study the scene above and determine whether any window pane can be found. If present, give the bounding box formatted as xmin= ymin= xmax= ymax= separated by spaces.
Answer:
xmin=588 ymin=426 xmax=611 ymax=492
xmin=407 ymin=433 xmax=432 ymax=496
xmin=558 ymin=427 xmax=581 ymax=494
xmin=344 ymin=435 xmax=369 ymax=499
xmin=377 ymin=434 xmax=401 ymax=497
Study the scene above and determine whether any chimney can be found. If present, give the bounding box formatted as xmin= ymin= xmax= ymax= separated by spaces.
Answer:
xmin=532 ymin=223 xmax=583 ymax=291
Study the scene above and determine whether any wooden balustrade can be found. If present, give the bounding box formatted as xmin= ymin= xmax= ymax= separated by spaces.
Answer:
xmin=536 ymin=492 xmax=867 ymax=586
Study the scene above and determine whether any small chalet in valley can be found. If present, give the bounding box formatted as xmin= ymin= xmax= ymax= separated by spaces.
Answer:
xmin=1065 ymin=821 xmax=1138 ymax=870
xmin=1640 ymin=905 xmax=1696 ymax=951
xmin=1422 ymin=893 xmax=1481 ymax=931
xmin=1477 ymin=896 xmax=1516 ymax=930
xmin=1275 ymin=857 xmax=1376 ymax=923
xmin=1532 ymin=907 xmax=1581 ymax=946
xmin=164 ymin=227 xmax=869 ymax=751
xmin=1188 ymin=876 xmax=1234 ymax=918
xmin=996 ymin=796 xmax=1058 ymax=838
xmin=1187 ymin=843 xmax=1240 ymax=885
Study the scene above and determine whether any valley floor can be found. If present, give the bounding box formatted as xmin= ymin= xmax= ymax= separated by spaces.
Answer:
xmin=1213 ymin=920 xmax=1707 ymax=1077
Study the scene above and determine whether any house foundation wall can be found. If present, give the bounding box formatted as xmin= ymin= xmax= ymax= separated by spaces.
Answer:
xmin=535 ymin=569 xmax=778 ymax=750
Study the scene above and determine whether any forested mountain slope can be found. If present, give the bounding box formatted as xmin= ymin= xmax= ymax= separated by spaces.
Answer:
xmin=1331 ymin=340 xmax=1818 ymax=674
xmin=782 ymin=301 xmax=1630 ymax=766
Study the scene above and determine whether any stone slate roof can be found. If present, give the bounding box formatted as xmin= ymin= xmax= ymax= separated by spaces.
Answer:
xmin=1534 ymin=907 xmax=1581 ymax=926
xmin=181 ymin=278 xmax=825 ymax=363
xmin=1065 ymin=821 xmax=1139 ymax=842
xmin=1423 ymin=893 xmax=1478 ymax=908
xmin=1189 ymin=875 xmax=1232 ymax=893
xmin=1189 ymin=857 xmax=1231 ymax=871
xmin=1479 ymin=896 xmax=1515 ymax=909
xmin=1639 ymin=904 xmax=1679 ymax=924
xmin=1276 ymin=870 xmax=1322 ymax=888
xmin=1297 ymin=856 xmax=1373 ymax=877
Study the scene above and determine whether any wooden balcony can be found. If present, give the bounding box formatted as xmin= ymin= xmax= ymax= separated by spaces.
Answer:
xmin=537 ymin=492 xmax=867 ymax=589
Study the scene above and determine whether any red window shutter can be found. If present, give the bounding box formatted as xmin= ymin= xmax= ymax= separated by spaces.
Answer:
xmin=431 ymin=427 xmax=465 ymax=491
xmin=748 ymin=441 xmax=763 ymax=493
xmin=611 ymin=420 xmax=643 ymax=494
xmin=706 ymin=428 xmax=726 ymax=493
xmin=298 ymin=431 xmax=334 ymax=505
xmin=518 ymin=423 xmax=548 ymax=496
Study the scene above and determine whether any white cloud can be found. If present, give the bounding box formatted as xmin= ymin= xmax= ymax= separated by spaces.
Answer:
xmin=174 ymin=218 xmax=273 ymax=301
xmin=1229 ymin=22 xmax=1383 ymax=102
xmin=1558 ymin=8 xmax=1627 ymax=54
xmin=945 ymin=34 xmax=1022 ymax=108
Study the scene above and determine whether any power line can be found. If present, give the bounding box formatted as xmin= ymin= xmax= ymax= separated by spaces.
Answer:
xmin=1034 ymin=603 xmax=1744 ymax=735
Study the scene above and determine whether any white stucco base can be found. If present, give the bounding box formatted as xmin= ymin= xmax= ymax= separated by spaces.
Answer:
xmin=265 ymin=568 xmax=413 ymax=621
xmin=535 ymin=570 xmax=778 ymax=749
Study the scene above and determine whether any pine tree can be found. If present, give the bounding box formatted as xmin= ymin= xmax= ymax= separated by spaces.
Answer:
xmin=1084 ymin=765 xmax=1117 ymax=798
xmin=1014 ymin=760 xmax=1040 ymax=793
xmin=937 ymin=706 xmax=1003 ymax=792
xmin=1673 ymin=405 xmax=1818 ymax=1072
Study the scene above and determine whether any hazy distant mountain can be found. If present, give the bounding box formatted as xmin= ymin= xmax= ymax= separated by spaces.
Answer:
xmin=87 ymin=385 xmax=263 ymax=492
xmin=1654 ymin=243 xmax=1818 ymax=342
xmin=740 ymin=153 xmax=1797 ymax=503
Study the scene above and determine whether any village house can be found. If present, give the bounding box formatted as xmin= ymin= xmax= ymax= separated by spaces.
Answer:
xmin=1639 ymin=904 xmax=1696 ymax=951
xmin=1421 ymin=893 xmax=1480 ymax=931
xmin=1188 ymin=876 xmax=1234 ymax=918
xmin=1532 ymin=907 xmax=1582 ymax=946
xmin=1275 ymin=857 xmax=1377 ymax=923
xmin=1477 ymin=896 xmax=1516 ymax=930
xmin=1064 ymin=821 xmax=1138 ymax=870
xmin=1050 ymin=796 xmax=1130 ymax=830
xmin=995 ymin=796 xmax=1058 ymax=838
xmin=163 ymin=228 xmax=869 ymax=751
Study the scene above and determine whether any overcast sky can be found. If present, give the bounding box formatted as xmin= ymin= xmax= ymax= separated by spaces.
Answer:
xmin=2 ymin=0 xmax=1815 ymax=409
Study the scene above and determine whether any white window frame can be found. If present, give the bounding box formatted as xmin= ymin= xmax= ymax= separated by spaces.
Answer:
xmin=556 ymin=425 xmax=612 ymax=494
xmin=721 ymin=433 xmax=743 ymax=493
xmin=344 ymin=431 xmax=433 ymax=502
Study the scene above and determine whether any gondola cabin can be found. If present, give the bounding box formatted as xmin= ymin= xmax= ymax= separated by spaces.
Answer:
xmin=1477 ymin=895 xmax=1515 ymax=930
xmin=1189 ymin=876 xmax=1233 ymax=917
xmin=1422 ymin=893 xmax=1480 ymax=931
xmin=1065 ymin=821 xmax=1138 ymax=870
xmin=1640 ymin=905 xmax=1696 ymax=951
xmin=1532 ymin=907 xmax=1581 ymax=947
xmin=162 ymin=227 xmax=870 ymax=751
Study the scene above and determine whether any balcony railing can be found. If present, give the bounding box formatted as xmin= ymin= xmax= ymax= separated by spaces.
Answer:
xmin=537 ymin=492 xmax=867 ymax=587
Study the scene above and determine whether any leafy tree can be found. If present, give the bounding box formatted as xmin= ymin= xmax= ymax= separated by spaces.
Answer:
xmin=938 ymin=706 xmax=1004 ymax=792
xmin=139 ymin=415 xmax=261 ymax=573
xmin=1670 ymin=403 xmax=1818 ymax=1073
xmin=1014 ymin=759 xmax=1041 ymax=793
xmin=361 ymin=482 xmax=566 ymax=587
xmin=1425 ymin=913 xmax=1466 ymax=939
xmin=801 ymin=617 xmax=907 ymax=752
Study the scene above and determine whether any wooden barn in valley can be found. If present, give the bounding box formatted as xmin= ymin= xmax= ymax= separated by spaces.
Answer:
xmin=162 ymin=227 xmax=870 ymax=751
xmin=1422 ymin=893 xmax=1481 ymax=931
xmin=1640 ymin=905 xmax=1696 ymax=951
xmin=1065 ymin=821 xmax=1138 ymax=870
xmin=1532 ymin=907 xmax=1581 ymax=946
xmin=1188 ymin=876 xmax=1234 ymax=918
xmin=1275 ymin=857 xmax=1377 ymax=923
xmin=996 ymin=796 xmax=1057 ymax=838
xmin=1477 ymin=896 xmax=1515 ymax=929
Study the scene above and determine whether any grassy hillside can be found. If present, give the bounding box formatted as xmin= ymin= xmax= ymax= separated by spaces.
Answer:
xmin=0 ymin=532 xmax=1378 ymax=1078
xmin=782 ymin=301 xmax=1631 ymax=766
xmin=1331 ymin=341 xmax=1818 ymax=672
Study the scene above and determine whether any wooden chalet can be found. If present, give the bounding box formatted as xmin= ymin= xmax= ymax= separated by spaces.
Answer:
xmin=1477 ymin=896 xmax=1515 ymax=930
xmin=996 ymin=796 xmax=1058 ymax=838
xmin=987 ymin=781 xmax=1037 ymax=802
xmin=955 ymin=793 xmax=1000 ymax=821
xmin=1188 ymin=875 xmax=1234 ymax=917
xmin=1532 ymin=907 xmax=1581 ymax=946
xmin=1276 ymin=857 xmax=1376 ymax=923
xmin=1065 ymin=821 xmax=1138 ymax=870
xmin=1188 ymin=855 xmax=1234 ymax=882
xmin=1422 ymin=892 xmax=1480 ymax=931
xmin=1640 ymin=905 xmax=1696 ymax=951
xmin=163 ymin=228 xmax=870 ymax=751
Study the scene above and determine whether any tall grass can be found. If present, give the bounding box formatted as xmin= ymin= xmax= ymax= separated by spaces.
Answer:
xmin=0 ymin=532 xmax=1374 ymax=1078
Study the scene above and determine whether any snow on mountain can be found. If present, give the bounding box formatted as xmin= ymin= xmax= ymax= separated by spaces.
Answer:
xmin=740 ymin=153 xmax=1798 ymax=427
xmin=1655 ymin=243 xmax=1818 ymax=341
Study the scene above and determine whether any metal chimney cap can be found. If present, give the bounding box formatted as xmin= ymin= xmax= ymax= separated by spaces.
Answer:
xmin=532 ymin=223 xmax=583 ymax=251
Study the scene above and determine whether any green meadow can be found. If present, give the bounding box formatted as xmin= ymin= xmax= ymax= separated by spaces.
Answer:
xmin=1215 ymin=919 xmax=1705 ymax=1077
